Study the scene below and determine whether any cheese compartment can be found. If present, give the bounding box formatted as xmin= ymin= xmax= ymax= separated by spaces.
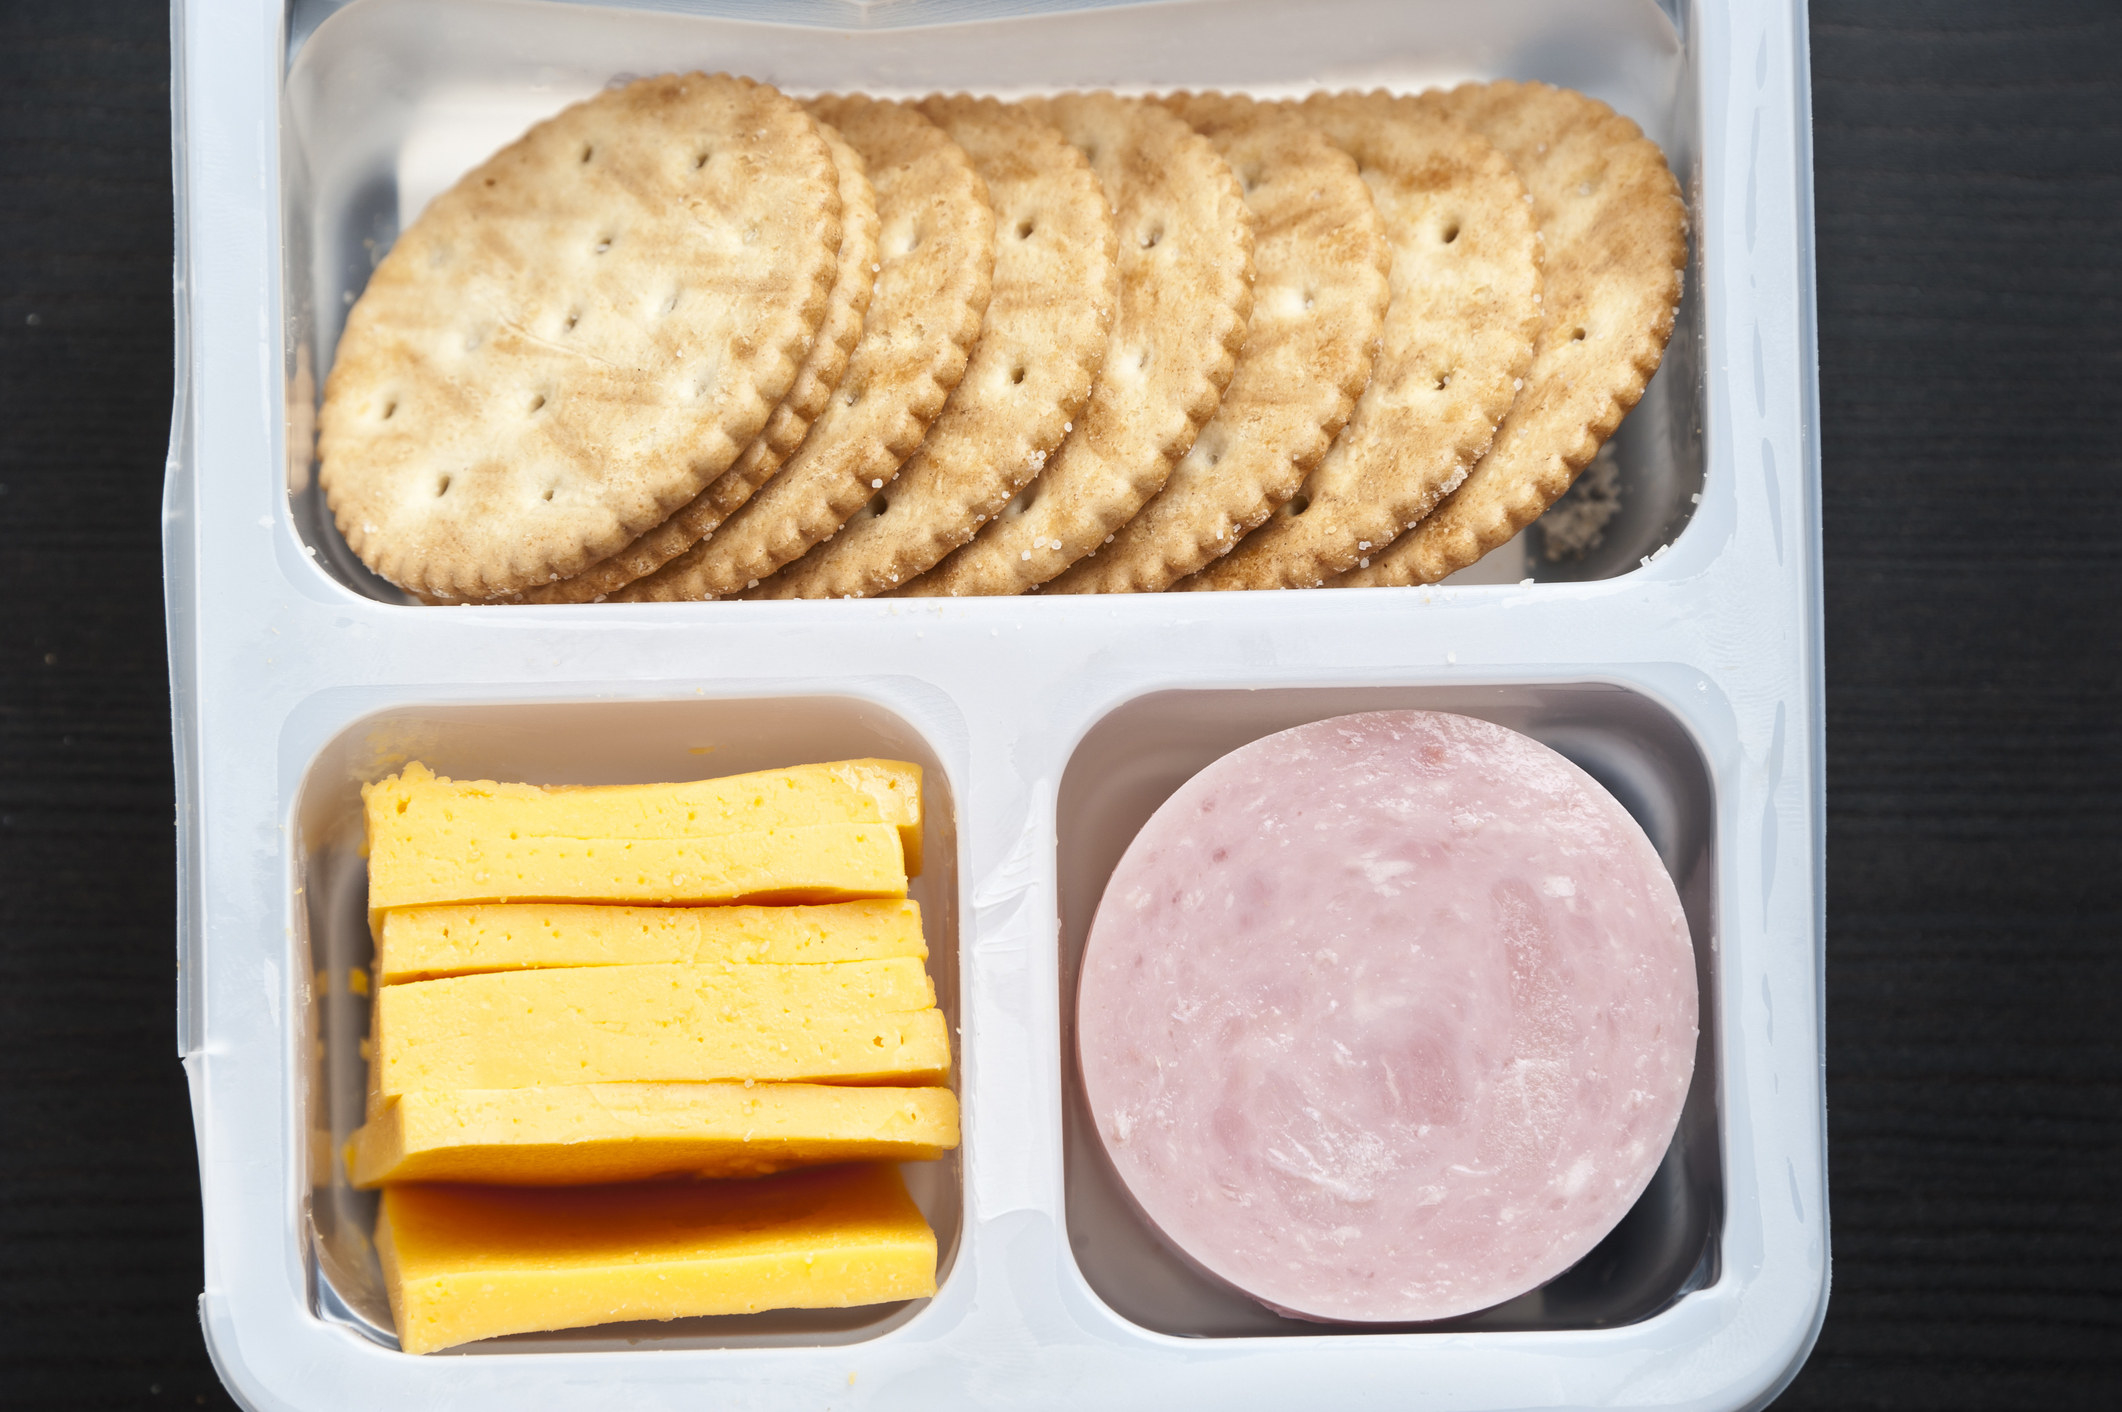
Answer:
xmin=276 ymin=0 xmax=1705 ymax=605
xmin=292 ymin=692 xmax=964 ymax=1351
xmin=1056 ymin=682 xmax=1721 ymax=1337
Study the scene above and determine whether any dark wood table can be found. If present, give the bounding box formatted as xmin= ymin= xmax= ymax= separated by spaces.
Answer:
xmin=2 ymin=2 xmax=2115 ymax=1406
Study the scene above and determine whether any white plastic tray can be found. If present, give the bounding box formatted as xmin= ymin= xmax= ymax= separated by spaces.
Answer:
xmin=165 ymin=0 xmax=1828 ymax=1407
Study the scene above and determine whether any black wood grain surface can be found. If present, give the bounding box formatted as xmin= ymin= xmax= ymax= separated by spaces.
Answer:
xmin=1 ymin=2 xmax=2116 ymax=1407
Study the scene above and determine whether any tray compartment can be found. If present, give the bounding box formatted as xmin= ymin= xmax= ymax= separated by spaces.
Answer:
xmin=291 ymin=691 xmax=964 ymax=1351
xmin=172 ymin=0 xmax=1830 ymax=1399
xmin=278 ymin=0 xmax=1705 ymax=602
xmin=1055 ymin=681 xmax=1721 ymax=1337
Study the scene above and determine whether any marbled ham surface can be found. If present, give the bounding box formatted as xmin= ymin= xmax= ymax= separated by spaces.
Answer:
xmin=1076 ymin=710 xmax=1698 ymax=1322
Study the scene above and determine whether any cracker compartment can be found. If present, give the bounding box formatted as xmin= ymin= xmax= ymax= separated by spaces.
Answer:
xmin=279 ymin=0 xmax=1705 ymax=605
xmin=174 ymin=0 xmax=1822 ymax=1406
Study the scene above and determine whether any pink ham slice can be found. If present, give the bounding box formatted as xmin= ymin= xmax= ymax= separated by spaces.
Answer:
xmin=1076 ymin=710 xmax=1697 ymax=1323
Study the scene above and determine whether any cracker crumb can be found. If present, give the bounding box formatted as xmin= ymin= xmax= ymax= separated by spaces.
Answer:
xmin=1537 ymin=441 xmax=1622 ymax=562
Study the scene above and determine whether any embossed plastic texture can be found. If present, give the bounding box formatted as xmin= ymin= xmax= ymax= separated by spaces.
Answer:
xmin=166 ymin=0 xmax=1825 ymax=1408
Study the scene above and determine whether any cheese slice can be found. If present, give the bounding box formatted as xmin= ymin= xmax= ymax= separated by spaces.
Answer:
xmin=816 ymin=759 xmax=925 ymax=875
xmin=375 ymin=898 xmax=927 ymax=985
xmin=372 ymin=961 xmax=950 ymax=1101
xmin=347 ymin=1081 xmax=960 ymax=1186
xmin=376 ymin=1163 xmax=938 ymax=1353
xmin=365 ymin=757 xmax=924 ymax=876
xmin=365 ymin=817 xmax=906 ymax=912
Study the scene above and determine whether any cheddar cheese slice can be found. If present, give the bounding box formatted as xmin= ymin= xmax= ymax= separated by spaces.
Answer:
xmin=816 ymin=759 xmax=925 ymax=875
xmin=376 ymin=1163 xmax=937 ymax=1353
xmin=365 ymin=818 xmax=905 ymax=912
xmin=348 ymin=1081 xmax=960 ymax=1187
xmin=372 ymin=961 xmax=950 ymax=1101
xmin=375 ymin=898 xmax=926 ymax=985
xmin=364 ymin=758 xmax=923 ymax=884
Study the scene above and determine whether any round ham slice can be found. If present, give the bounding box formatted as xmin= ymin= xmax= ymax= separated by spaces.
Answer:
xmin=1075 ymin=710 xmax=1697 ymax=1323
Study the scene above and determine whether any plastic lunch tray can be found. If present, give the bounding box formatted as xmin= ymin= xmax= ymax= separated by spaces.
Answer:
xmin=162 ymin=0 xmax=1826 ymax=1406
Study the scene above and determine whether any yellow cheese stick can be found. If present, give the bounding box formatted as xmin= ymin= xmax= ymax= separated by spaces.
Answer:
xmin=364 ymin=758 xmax=924 ymax=876
xmin=377 ymin=1163 xmax=937 ymax=1353
xmin=348 ymin=1081 xmax=959 ymax=1187
xmin=375 ymin=898 xmax=926 ymax=985
xmin=372 ymin=961 xmax=949 ymax=1101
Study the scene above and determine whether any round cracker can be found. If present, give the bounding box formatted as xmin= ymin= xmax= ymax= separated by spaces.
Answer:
xmin=1337 ymin=80 xmax=1686 ymax=587
xmin=900 ymin=92 xmax=1252 ymax=597
xmin=516 ymin=121 xmax=879 ymax=603
xmin=618 ymin=97 xmax=993 ymax=602
xmin=1182 ymin=90 xmax=1541 ymax=592
xmin=750 ymin=96 xmax=1117 ymax=601
xmin=1045 ymin=94 xmax=1387 ymax=594
xmin=319 ymin=73 xmax=841 ymax=601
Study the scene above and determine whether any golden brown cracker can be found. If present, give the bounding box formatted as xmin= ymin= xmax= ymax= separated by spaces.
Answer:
xmin=319 ymin=73 xmax=840 ymax=601
xmin=1338 ymin=80 xmax=1686 ymax=587
xmin=750 ymin=96 xmax=1117 ymax=600
xmin=1046 ymin=94 xmax=1387 ymax=594
xmin=517 ymin=122 xmax=879 ymax=603
xmin=1183 ymin=90 xmax=1540 ymax=591
xmin=900 ymin=92 xmax=1252 ymax=597
xmin=617 ymin=97 xmax=994 ymax=602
